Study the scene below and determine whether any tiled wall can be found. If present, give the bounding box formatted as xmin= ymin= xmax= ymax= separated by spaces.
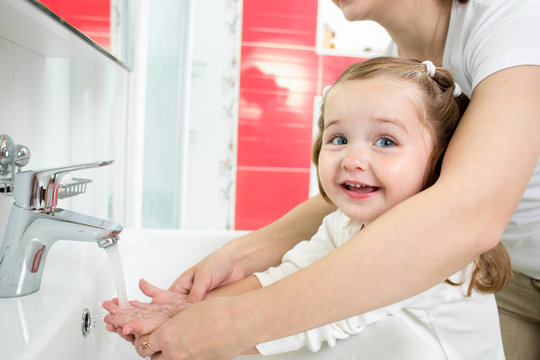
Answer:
xmin=183 ymin=0 xmax=242 ymax=230
xmin=234 ymin=0 xmax=362 ymax=230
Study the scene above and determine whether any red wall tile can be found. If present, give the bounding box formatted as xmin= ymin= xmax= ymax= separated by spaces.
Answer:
xmin=235 ymin=0 xmax=321 ymax=229
xmin=320 ymin=55 xmax=366 ymax=89
xmin=242 ymin=0 xmax=318 ymax=47
xmin=235 ymin=170 xmax=310 ymax=230
xmin=236 ymin=0 xmax=365 ymax=230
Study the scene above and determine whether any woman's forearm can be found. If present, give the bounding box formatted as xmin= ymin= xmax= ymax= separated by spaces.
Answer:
xmin=224 ymin=195 xmax=336 ymax=276
xmin=204 ymin=276 xmax=264 ymax=355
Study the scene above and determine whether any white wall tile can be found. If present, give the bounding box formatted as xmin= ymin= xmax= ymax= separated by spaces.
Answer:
xmin=0 ymin=37 xmax=12 ymax=134
xmin=183 ymin=0 xmax=242 ymax=230
xmin=1 ymin=38 xmax=128 ymax=224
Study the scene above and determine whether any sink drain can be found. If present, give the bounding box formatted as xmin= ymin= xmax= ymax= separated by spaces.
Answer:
xmin=81 ymin=308 xmax=92 ymax=337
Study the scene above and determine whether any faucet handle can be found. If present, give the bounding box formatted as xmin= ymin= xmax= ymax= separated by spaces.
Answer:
xmin=0 ymin=135 xmax=31 ymax=192
xmin=13 ymin=160 xmax=113 ymax=214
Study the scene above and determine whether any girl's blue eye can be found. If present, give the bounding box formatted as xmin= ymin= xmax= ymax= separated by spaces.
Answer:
xmin=331 ymin=136 xmax=348 ymax=145
xmin=375 ymin=137 xmax=396 ymax=147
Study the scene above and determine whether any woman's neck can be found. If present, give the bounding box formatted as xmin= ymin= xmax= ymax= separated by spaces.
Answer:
xmin=377 ymin=0 xmax=452 ymax=65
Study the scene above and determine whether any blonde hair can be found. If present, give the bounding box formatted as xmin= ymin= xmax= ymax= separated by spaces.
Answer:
xmin=313 ymin=57 xmax=511 ymax=295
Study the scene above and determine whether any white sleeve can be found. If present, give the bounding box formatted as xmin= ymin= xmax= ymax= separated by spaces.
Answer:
xmin=467 ymin=1 xmax=540 ymax=91
xmin=445 ymin=0 xmax=540 ymax=95
xmin=256 ymin=265 xmax=476 ymax=356
xmin=254 ymin=212 xmax=383 ymax=355
xmin=256 ymin=307 xmax=401 ymax=355
xmin=253 ymin=211 xmax=343 ymax=287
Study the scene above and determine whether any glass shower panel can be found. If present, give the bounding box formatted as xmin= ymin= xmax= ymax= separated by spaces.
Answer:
xmin=141 ymin=0 xmax=191 ymax=228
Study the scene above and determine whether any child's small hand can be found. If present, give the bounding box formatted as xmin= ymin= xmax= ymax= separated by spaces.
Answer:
xmin=104 ymin=298 xmax=190 ymax=336
xmin=103 ymin=279 xmax=190 ymax=338
xmin=139 ymin=278 xmax=185 ymax=304
xmin=103 ymin=298 xmax=137 ymax=343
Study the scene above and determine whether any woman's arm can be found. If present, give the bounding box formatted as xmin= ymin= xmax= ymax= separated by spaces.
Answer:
xmin=171 ymin=194 xmax=336 ymax=302
xmin=144 ymin=66 xmax=540 ymax=357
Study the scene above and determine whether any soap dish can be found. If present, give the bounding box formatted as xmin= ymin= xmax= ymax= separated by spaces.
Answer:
xmin=58 ymin=178 xmax=92 ymax=199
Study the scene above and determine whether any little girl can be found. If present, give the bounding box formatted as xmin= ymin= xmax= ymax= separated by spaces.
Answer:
xmin=104 ymin=57 xmax=511 ymax=359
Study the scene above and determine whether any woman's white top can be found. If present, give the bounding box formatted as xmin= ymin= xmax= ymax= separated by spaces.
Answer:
xmin=254 ymin=210 xmax=505 ymax=359
xmin=387 ymin=0 xmax=540 ymax=279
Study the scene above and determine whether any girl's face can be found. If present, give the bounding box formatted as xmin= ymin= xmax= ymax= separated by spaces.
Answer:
xmin=318 ymin=79 xmax=433 ymax=224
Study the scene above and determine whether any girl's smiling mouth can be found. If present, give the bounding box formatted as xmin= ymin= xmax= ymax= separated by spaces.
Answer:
xmin=342 ymin=182 xmax=380 ymax=195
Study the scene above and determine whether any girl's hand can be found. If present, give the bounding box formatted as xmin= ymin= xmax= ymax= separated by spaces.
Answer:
xmin=104 ymin=297 xmax=190 ymax=337
xmin=103 ymin=279 xmax=190 ymax=338
xmin=102 ymin=298 xmax=137 ymax=343
xmin=139 ymin=279 xmax=186 ymax=305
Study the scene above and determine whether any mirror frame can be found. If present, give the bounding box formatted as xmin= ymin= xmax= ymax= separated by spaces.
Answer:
xmin=27 ymin=0 xmax=131 ymax=70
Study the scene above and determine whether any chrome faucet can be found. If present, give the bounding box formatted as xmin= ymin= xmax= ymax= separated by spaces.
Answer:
xmin=0 ymin=138 xmax=123 ymax=297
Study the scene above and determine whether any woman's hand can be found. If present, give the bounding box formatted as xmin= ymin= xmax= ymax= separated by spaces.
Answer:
xmin=134 ymin=296 xmax=254 ymax=360
xmin=168 ymin=247 xmax=247 ymax=303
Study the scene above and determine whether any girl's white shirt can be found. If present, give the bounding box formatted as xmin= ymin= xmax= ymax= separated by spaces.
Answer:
xmin=387 ymin=0 xmax=540 ymax=279
xmin=254 ymin=209 xmax=504 ymax=359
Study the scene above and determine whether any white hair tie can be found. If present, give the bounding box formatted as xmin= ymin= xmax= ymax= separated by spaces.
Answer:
xmin=421 ymin=60 xmax=436 ymax=77
xmin=453 ymin=82 xmax=463 ymax=97
xmin=322 ymin=85 xmax=332 ymax=97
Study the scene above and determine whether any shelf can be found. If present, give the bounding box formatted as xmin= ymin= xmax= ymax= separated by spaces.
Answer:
xmin=0 ymin=0 xmax=129 ymax=70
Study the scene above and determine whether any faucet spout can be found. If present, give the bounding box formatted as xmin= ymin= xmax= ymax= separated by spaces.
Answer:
xmin=0 ymin=204 xmax=123 ymax=297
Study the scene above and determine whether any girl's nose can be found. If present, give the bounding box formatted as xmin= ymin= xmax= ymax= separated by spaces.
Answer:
xmin=341 ymin=147 xmax=368 ymax=170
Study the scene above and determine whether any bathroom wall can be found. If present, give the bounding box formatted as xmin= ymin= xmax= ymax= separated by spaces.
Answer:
xmin=0 ymin=2 xmax=129 ymax=226
xmin=182 ymin=0 xmax=242 ymax=230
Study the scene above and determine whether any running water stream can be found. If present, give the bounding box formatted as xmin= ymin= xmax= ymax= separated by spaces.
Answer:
xmin=104 ymin=243 xmax=151 ymax=359
xmin=103 ymin=243 xmax=128 ymax=307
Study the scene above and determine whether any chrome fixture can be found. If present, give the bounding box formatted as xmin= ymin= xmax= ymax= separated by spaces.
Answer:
xmin=0 ymin=134 xmax=30 ymax=193
xmin=0 ymin=134 xmax=123 ymax=297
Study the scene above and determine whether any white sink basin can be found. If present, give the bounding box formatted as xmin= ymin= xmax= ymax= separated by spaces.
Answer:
xmin=0 ymin=229 xmax=426 ymax=359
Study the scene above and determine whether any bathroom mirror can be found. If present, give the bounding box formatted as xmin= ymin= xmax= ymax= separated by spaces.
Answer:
xmin=27 ymin=0 xmax=134 ymax=69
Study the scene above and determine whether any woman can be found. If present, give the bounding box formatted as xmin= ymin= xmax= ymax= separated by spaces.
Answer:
xmin=128 ymin=1 xmax=540 ymax=358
